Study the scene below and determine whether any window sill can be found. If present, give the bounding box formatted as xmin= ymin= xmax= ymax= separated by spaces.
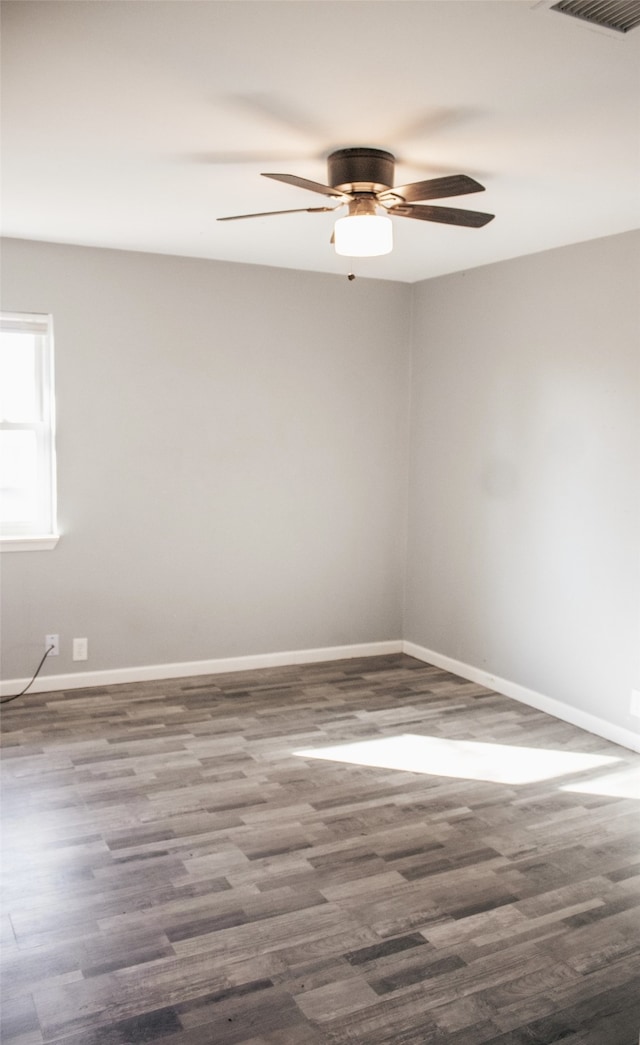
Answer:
xmin=0 ymin=534 xmax=60 ymax=552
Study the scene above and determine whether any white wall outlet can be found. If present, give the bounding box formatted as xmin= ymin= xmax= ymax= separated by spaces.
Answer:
xmin=45 ymin=634 xmax=59 ymax=656
xmin=630 ymin=690 xmax=640 ymax=718
xmin=73 ymin=637 xmax=88 ymax=661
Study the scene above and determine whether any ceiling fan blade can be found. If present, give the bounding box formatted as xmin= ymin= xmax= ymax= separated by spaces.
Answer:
xmin=262 ymin=172 xmax=352 ymax=200
xmin=380 ymin=174 xmax=485 ymax=204
xmin=389 ymin=203 xmax=494 ymax=228
xmin=218 ymin=205 xmax=339 ymax=222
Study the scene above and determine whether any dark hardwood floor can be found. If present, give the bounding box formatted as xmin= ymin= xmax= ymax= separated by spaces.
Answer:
xmin=1 ymin=654 xmax=639 ymax=1044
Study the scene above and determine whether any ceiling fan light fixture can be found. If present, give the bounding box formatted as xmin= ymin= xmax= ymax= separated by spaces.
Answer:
xmin=220 ymin=147 xmax=494 ymax=250
xmin=333 ymin=214 xmax=393 ymax=257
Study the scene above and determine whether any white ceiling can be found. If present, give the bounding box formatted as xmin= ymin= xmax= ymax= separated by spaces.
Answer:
xmin=2 ymin=0 xmax=639 ymax=283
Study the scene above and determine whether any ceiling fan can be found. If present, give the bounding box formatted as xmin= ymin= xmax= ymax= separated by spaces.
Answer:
xmin=218 ymin=147 xmax=494 ymax=257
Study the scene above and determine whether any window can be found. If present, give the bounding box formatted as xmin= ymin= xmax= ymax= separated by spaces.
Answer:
xmin=0 ymin=312 xmax=58 ymax=550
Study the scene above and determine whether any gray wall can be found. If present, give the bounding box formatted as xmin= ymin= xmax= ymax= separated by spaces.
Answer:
xmin=405 ymin=230 xmax=640 ymax=734
xmin=2 ymin=232 xmax=639 ymax=740
xmin=1 ymin=239 xmax=411 ymax=677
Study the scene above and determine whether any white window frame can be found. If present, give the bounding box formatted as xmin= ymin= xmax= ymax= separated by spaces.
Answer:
xmin=0 ymin=312 xmax=59 ymax=551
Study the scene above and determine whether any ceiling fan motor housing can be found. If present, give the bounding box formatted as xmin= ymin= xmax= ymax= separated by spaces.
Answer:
xmin=328 ymin=148 xmax=395 ymax=193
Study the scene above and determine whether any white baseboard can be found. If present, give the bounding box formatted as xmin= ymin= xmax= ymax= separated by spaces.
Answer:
xmin=1 ymin=640 xmax=404 ymax=698
xmin=4 ymin=637 xmax=638 ymax=756
xmin=402 ymin=641 xmax=640 ymax=754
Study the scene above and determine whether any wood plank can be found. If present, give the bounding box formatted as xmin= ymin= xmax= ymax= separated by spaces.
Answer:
xmin=2 ymin=654 xmax=639 ymax=1044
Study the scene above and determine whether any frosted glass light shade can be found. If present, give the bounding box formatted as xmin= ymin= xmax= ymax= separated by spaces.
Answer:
xmin=334 ymin=214 xmax=393 ymax=257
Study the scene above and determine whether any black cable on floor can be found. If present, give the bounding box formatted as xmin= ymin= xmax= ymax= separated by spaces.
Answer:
xmin=1 ymin=646 xmax=54 ymax=705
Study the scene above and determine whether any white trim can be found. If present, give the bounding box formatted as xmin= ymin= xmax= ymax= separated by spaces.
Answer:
xmin=402 ymin=641 xmax=640 ymax=754
xmin=0 ymin=640 xmax=403 ymax=697
xmin=0 ymin=534 xmax=60 ymax=552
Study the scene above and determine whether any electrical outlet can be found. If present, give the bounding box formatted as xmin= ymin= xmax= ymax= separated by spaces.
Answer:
xmin=73 ymin=637 xmax=88 ymax=661
xmin=45 ymin=633 xmax=59 ymax=656
xmin=630 ymin=690 xmax=640 ymax=718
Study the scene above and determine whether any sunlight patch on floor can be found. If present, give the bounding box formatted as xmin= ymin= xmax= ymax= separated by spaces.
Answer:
xmin=293 ymin=734 xmax=620 ymax=785
xmin=561 ymin=765 xmax=640 ymax=800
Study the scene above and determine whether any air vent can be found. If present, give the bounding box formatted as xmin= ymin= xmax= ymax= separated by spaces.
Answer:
xmin=551 ymin=0 xmax=640 ymax=33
